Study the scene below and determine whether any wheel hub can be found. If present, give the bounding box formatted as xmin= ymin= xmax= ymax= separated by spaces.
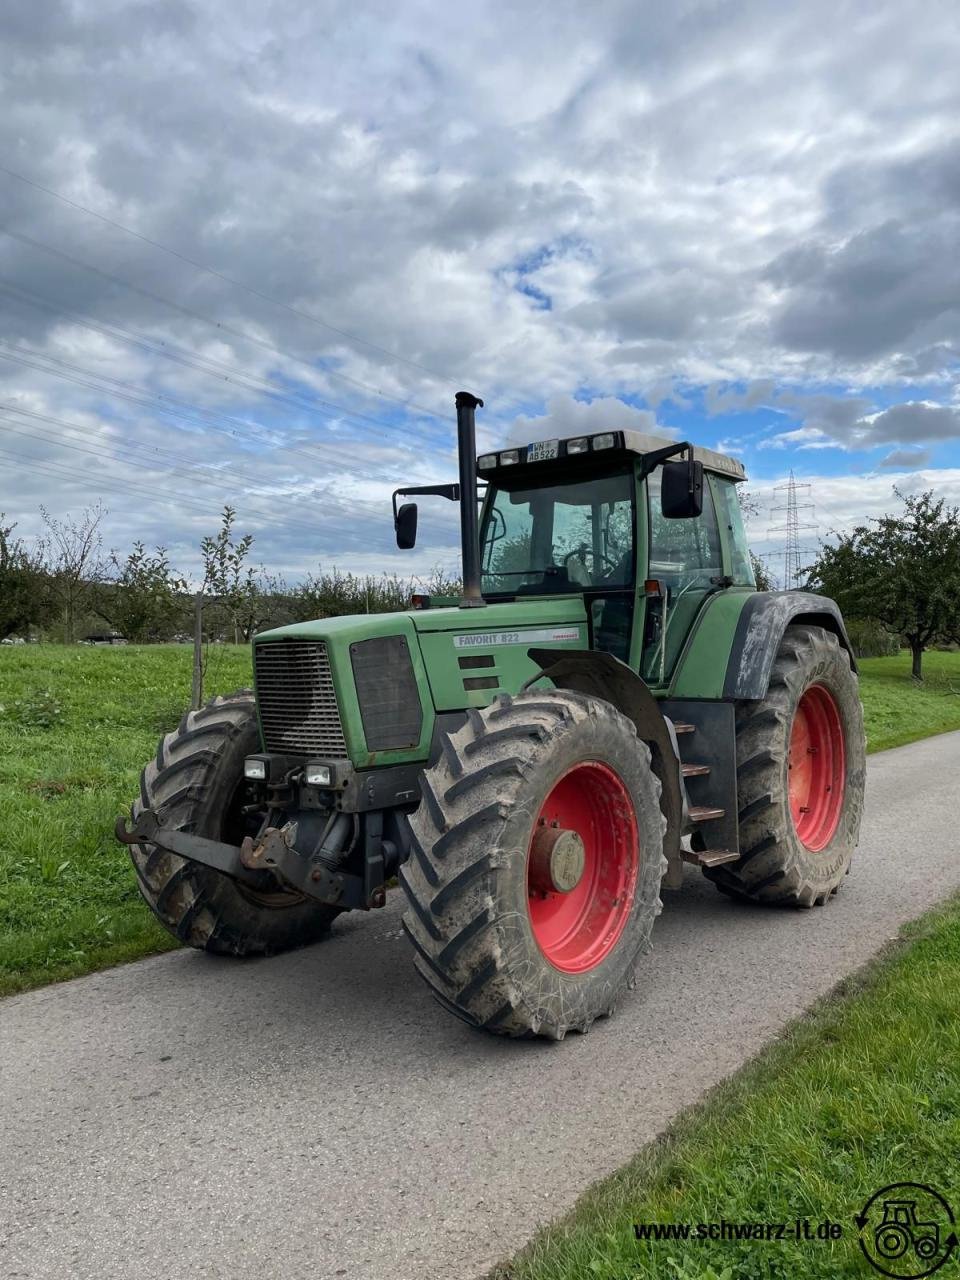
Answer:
xmin=529 ymin=824 xmax=586 ymax=895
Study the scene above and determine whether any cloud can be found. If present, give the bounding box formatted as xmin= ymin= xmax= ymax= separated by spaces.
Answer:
xmin=879 ymin=448 xmax=933 ymax=469
xmin=1 ymin=1 xmax=959 ymax=577
xmin=855 ymin=401 xmax=960 ymax=444
xmin=507 ymin=393 xmax=666 ymax=445
xmin=758 ymin=426 xmax=839 ymax=451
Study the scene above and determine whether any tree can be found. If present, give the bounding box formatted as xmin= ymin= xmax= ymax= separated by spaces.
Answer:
xmin=809 ymin=489 xmax=960 ymax=681
xmin=750 ymin=552 xmax=774 ymax=592
xmin=94 ymin=542 xmax=188 ymax=642
xmin=0 ymin=516 xmax=53 ymax=638
xmin=39 ymin=503 xmax=105 ymax=643
xmin=200 ymin=506 xmax=254 ymax=643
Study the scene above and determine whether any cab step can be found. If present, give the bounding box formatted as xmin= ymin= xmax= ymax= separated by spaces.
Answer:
xmin=682 ymin=847 xmax=740 ymax=868
xmin=681 ymin=763 xmax=711 ymax=777
xmin=672 ymin=722 xmax=696 ymax=735
xmin=689 ymin=804 xmax=725 ymax=822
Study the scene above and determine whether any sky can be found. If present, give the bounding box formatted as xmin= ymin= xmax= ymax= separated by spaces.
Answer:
xmin=1 ymin=0 xmax=959 ymax=588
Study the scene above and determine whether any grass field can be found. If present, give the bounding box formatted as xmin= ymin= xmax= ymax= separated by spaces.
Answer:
xmin=1 ymin=645 xmax=960 ymax=995
xmin=492 ymin=896 xmax=960 ymax=1280
xmin=0 ymin=644 xmax=252 ymax=994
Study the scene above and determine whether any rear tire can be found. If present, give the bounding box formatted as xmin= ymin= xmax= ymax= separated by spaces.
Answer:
xmin=705 ymin=624 xmax=865 ymax=906
xmin=400 ymin=690 xmax=667 ymax=1039
xmin=130 ymin=691 xmax=340 ymax=955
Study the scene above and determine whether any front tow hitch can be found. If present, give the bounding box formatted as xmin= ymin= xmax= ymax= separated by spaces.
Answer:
xmin=115 ymin=809 xmax=365 ymax=910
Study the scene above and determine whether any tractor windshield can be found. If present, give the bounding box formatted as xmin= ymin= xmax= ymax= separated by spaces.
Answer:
xmin=480 ymin=471 xmax=635 ymax=595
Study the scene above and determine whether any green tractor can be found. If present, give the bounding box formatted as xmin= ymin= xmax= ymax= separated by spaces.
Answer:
xmin=118 ymin=392 xmax=865 ymax=1039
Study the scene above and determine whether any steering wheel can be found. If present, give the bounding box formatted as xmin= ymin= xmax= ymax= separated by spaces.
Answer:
xmin=563 ymin=546 xmax=621 ymax=579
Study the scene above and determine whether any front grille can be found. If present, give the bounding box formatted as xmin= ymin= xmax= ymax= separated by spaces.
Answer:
xmin=255 ymin=640 xmax=348 ymax=757
xmin=350 ymin=635 xmax=423 ymax=750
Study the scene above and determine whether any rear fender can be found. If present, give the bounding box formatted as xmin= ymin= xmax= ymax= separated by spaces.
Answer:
xmin=723 ymin=592 xmax=857 ymax=701
xmin=528 ymin=648 xmax=684 ymax=887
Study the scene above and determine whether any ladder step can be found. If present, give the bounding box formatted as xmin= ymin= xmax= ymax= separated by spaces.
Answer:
xmin=689 ymin=805 xmax=725 ymax=822
xmin=681 ymin=763 xmax=711 ymax=777
xmin=682 ymin=847 xmax=740 ymax=868
xmin=672 ymin=722 xmax=696 ymax=735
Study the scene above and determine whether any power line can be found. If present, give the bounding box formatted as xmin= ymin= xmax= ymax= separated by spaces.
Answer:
xmin=0 ymin=277 xmax=453 ymax=452
xmin=0 ymin=437 xmax=407 ymax=552
xmin=0 ymin=160 xmax=467 ymax=388
xmin=0 ymin=425 xmax=352 ymax=540
xmin=0 ymin=404 xmax=320 ymax=506
xmin=0 ymin=341 xmax=440 ymax=478
xmin=0 ymin=225 xmax=450 ymax=424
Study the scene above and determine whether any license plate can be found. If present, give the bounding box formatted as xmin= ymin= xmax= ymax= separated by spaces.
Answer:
xmin=526 ymin=438 xmax=559 ymax=462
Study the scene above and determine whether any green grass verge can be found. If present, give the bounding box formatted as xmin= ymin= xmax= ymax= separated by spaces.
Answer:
xmin=858 ymin=650 xmax=960 ymax=752
xmin=0 ymin=644 xmax=251 ymax=995
xmin=2 ymin=646 xmax=960 ymax=996
xmin=492 ymin=897 xmax=960 ymax=1280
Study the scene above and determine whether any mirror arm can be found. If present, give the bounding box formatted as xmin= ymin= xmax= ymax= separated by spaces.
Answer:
xmin=638 ymin=441 xmax=692 ymax=480
xmin=391 ymin=483 xmax=460 ymax=523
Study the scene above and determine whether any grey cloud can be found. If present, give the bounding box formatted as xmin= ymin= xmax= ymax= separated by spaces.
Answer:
xmin=768 ymin=217 xmax=960 ymax=361
xmin=507 ymin=393 xmax=665 ymax=445
xmin=705 ymin=380 xmax=777 ymax=416
xmin=879 ymin=448 xmax=933 ymax=469
xmin=2 ymin=0 xmax=960 ymax=575
xmin=856 ymin=402 xmax=960 ymax=445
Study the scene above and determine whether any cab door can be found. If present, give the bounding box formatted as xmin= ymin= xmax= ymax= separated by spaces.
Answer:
xmin=640 ymin=467 xmax=725 ymax=687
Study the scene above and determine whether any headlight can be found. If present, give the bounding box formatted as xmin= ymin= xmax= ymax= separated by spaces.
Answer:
xmin=478 ymin=453 xmax=497 ymax=470
xmin=305 ymin=763 xmax=332 ymax=787
xmin=499 ymin=449 xmax=520 ymax=465
xmin=566 ymin=437 xmax=589 ymax=455
xmin=243 ymin=757 xmax=267 ymax=780
xmin=592 ymin=433 xmax=616 ymax=450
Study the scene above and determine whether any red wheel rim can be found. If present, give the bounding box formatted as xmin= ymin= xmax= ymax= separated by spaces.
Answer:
xmin=788 ymin=684 xmax=845 ymax=851
xmin=526 ymin=761 xmax=638 ymax=973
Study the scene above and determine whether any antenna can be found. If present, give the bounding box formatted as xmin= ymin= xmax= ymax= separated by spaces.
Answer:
xmin=768 ymin=470 xmax=818 ymax=589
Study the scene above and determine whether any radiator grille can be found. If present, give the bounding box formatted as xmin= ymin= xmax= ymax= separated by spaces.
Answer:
xmin=254 ymin=640 xmax=348 ymax=757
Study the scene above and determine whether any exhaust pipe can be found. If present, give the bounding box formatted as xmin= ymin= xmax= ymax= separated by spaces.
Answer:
xmin=455 ymin=391 xmax=485 ymax=608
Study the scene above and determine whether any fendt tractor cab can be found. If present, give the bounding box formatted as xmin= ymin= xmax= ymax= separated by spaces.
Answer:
xmin=119 ymin=393 xmax=866 ymax=1040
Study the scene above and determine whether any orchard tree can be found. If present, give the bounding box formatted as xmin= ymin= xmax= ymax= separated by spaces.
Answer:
xmin=750 ymin=552 xmax=774 ymax=592
xmin=0 ymin=516 xmax=53 ymax=637
xmin=39 ymin=502 xmax=105 ymax=643
xmin=200 ymin=506 xmax=255 ymax=643
xmin=95 ymin=542 xmax=188 ymax=642
xmin=809 ymin=489 xmax=960 ymax=681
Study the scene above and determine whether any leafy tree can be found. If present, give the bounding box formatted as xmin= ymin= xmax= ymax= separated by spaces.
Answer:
xmin=94 ymin=543 xmax=188 ymax=642
xmin=200 ymin=506 xmax=255 ymax=643
xmin=0 ymin=516 xmax=53 ymax=638
xmin=39 ymin=503 xmax=105 ymax=643
xmin=809 ymin=489 xmax=960 ymax=680
xmin=750 ymin=552 xmax=774 ymax=592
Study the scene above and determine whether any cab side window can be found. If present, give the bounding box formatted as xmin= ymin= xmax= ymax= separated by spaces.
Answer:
xmin=712 ymin=478 xmax=756 ymax=587
xmin=647 ymin=469 xmax=723 ymax=587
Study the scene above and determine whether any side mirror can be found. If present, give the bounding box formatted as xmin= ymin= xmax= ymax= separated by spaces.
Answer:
xmin=661 ymin=458 xmax=704 ymax=519
xmin=395 ymin=502 xmax=418 ymax=549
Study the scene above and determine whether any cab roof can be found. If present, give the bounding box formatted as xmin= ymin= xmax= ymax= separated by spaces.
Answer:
xmin=483 ymin=429 xmax=747 ymax=481
xmin=620 ymin=430 xmax=746 ymax=480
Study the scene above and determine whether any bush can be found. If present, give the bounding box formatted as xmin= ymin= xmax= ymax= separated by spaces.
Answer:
xmin=844 ymin=617 xmax=900 ymax=658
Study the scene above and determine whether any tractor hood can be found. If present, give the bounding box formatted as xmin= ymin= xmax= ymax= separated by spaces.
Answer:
xmin=253 ymin=598 xmax=588 ymax=768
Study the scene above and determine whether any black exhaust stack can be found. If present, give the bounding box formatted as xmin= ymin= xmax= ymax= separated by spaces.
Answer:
xmin=455 ymin=391 xmax=485 ymax=608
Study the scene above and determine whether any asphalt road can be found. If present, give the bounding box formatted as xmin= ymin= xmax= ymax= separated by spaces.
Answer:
xmin=3 ymin=732 xmax=960 ymax=1280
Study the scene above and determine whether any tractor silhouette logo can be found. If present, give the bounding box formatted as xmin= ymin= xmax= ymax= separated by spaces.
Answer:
xmin=857 ymin=1183 xmax=957 ymax=1278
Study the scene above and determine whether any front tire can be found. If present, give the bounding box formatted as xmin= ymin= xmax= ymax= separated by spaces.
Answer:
xmin=130 ymin=691 xmax=340 ymax=955
xmin=400 ymin=690 xmax=667 ymax=1039
xmin=705 ymin=624 xmax=866 ymax=906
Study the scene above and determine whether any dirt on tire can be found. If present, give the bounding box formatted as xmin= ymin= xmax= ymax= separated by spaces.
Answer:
xmin=129 ymin=690 xmax=339 ymax=955
xmin=400 ymin=689 xmax=667 ymax=1039
xmin=705 ymin=623 xmax=866 ymax=907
